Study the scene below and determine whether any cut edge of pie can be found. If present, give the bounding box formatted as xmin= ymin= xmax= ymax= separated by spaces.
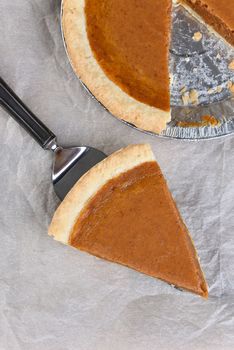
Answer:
xmin=62 ymin=0 xmax=171 ymax=134
xmin=177 ymin=0 xmax=234 ymax=47
xmin=49 ymin=144 xmax=208 ymax=298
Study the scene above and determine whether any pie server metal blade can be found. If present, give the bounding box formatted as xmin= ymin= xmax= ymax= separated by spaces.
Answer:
xmin=0 ymin=77 xmax=107 ymax=200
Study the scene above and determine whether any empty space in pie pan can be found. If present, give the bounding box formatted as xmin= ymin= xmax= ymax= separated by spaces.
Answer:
xmin=61 ymin=2 xmax=234 ymax=140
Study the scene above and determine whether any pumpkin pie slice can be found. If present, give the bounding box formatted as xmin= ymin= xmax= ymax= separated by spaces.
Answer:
xmin=179 ymin=0 xmax=234 ymax=46
xmin=49 ymin=144 xmax=208 ymax=298
xmin=62 ymin=0 xmax=172 ymax=134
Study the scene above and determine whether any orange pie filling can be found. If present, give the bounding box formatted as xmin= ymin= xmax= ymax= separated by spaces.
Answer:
xmin=85 ymin=0 xmax=172 ymax=111
xmin=181 ymin=0 xmax=234 ymax=46
xmin=70 ymin=161 xmax=208 ymax=298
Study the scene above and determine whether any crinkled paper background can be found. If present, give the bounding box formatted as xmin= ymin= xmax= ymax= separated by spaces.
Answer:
xmin=0 ymin=1 xmax=234 ymax=349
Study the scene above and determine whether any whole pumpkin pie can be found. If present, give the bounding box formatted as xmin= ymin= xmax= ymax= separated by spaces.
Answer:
xmin=62 ymin=0 xmax=234 ymax=134
xmin=49 ymin=144 xmax=208 ymax=298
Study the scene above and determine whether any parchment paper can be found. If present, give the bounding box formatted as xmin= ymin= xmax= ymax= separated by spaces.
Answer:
xmin=1 ymin=1 xmax=234 ymax=349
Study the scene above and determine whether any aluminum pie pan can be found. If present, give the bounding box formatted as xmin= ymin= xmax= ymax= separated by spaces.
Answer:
xmin=61 ymin=2 xmax=234 ymax=140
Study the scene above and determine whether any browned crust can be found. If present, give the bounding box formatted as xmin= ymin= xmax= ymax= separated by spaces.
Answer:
xmin=62 ymin=0 xmax=171 ymax=134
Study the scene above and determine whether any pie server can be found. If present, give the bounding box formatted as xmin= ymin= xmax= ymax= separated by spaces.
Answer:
xmin=0 ymin=77 xmax=107 ymax=200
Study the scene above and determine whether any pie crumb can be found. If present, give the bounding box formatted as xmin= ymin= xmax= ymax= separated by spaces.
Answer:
xmin=229 ymin=83 xmax=234 ymax=93
xmin=178 ymin=115 xmax=220 ymax=128
xmin=181 ymin=92 xmax=190 ymax=105
xmin=189 ymin=89 xmax=199 ymax=105
xmin=192 ymin=32 xmax=202 ymax=42
xmin=208 ymin=85 xmax=222 ymax=94
xmin=228 ymin=60 xmax=234 ymax=70
xmin=180 ymin=86 xmax=187 ymax=94
xmin=181 ymin=89 xmax=199 ymax=105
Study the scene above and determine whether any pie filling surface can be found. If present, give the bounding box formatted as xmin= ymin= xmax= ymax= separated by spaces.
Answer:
xmin=70 ymin=161 xmax=208 ymax=297
xmin=182 ymin=0 xmax=234 ymax=46
xmin=85 ymin=0 xmax=171 ymax=111
xmin=85 ymin=0 xmax=233 ymax=113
